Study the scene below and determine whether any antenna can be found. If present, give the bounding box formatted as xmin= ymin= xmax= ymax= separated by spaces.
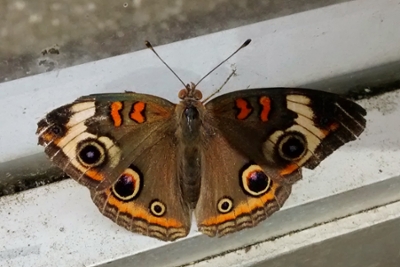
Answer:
xmin=145 ymin=41 xmax=188 ymax=89
xmin=195 ymin=39 xmax=251 ymax=87
xmin=145 ymin=39 xmax=251 ymax=92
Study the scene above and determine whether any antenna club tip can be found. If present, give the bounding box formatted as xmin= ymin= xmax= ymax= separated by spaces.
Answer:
xmin=243 ymin=39 xmax=252 ymax=47
xmin=145 ymin=40 xmax=152 ymax=48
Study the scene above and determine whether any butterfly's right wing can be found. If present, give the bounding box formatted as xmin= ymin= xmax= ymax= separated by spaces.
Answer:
xmin=90 ymin=133 xmax=192 ymax=241
xmin=37 ymin=92 xmax=176 ymax=190
xmin=37 ymin=92 xmax=192 ymax=241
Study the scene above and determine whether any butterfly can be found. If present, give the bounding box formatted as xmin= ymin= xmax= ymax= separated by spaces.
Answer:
xmin=36 ymin=39 xmax=366 ymax=241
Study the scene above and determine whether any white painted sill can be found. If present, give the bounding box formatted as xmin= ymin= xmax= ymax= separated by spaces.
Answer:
xmin=1 ymin=0 xmax=400 ymax=266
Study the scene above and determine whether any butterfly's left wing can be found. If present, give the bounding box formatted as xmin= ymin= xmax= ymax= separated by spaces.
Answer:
xmin=205 ymin=88 xmax=366 ymax=183
xmin=195 ymin=130 xmax=292 ymax=237
xmin=195 ymin=88 xmax=366 ymax=237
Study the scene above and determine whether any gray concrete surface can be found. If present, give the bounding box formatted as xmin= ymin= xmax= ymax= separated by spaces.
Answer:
xmin=0 ymin=0 xmax=351 ymax=82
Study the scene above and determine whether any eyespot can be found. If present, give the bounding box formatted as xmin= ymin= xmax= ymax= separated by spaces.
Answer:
xmin=240 ymin=164 xmax=271 ymax=196
xmin=277 ymin=133 xmax=307 ymax=161
xmin=149 ymin=200 xmax=166 ymax=217
xmin=112 ymin=167 xmax=142 ymax=201
xmin=217 ymin=197 xmax=233 ymax=214
xmin=76 ymin=139 xmax=106 ymax=167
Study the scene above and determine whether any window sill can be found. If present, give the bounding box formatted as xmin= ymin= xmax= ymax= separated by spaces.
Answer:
xmin=0 ymin=0 xmax=399 ymax=266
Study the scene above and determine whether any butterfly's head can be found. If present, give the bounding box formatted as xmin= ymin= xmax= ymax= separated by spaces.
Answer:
xmin=178 ymin=82 xmax=203 ymax=101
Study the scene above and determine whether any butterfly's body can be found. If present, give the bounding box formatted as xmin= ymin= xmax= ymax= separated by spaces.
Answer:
xmin=176 ymin=88 xmax=204 ymax=209
xmin=37 ymin=83 xmax=366 ymax=241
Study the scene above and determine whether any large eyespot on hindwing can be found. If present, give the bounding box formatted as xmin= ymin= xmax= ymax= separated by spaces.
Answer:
xmin=149 ymin=199 xmax=167 ymax=217
xmin=217 ymin=197 xmax=234 ymax=214
xmin=240 ymin=163 xmax=272 ymax=197
xmin=112 ymin=165 xmax=142 ymax=201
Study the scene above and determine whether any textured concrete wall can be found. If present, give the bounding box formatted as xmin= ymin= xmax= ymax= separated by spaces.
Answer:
xmin=0 ymin=0 xmax=350 ymax=82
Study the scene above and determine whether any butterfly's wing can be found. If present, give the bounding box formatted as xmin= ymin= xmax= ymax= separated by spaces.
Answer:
xmin=205 ymin=88 xmax=366 ymax=182
xmin=89 ymin=135 xmax=191 ymax=241
xmin=195 ymin=130 xmax=292 ymax=236
xmin=37 ymin=92 xmax=174 ymax=190
xmin=37 ymin=92 xmax=191 ymax=241
xmin=195 ymin=88 xmax=366 ymax=236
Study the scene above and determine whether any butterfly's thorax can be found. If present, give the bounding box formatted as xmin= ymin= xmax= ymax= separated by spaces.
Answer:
xmin=176 ymin=98 xmax=205 ymax=209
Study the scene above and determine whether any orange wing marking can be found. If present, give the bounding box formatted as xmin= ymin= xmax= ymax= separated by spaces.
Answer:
xmin=279 ymin=163 xmax=299 ymax=176
xmin=86 ymin=169 xmax=105 ymax=182
xmin=107 ymin=191 xmax=183 ymax=228
xmin=200 ymin=181 xmax=280 ymax=226
xmin=130 ymin=102 xmax=146 ymax=123
xmin=235 ymin=98 xmax=252 ymax=120
xmin=110 ymin=101 xmax=123 ymax=127
xmin=259 ymin=96 xmax=271 ymax=122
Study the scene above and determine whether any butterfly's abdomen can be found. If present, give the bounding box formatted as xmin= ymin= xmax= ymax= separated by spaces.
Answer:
xmin=176 ymin=101 xmax=205 ymax=209
xmin=180 ymin=146 xmax=201 ymax=209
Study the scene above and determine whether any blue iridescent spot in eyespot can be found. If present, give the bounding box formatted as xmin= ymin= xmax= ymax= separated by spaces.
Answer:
xmin=76 ymin=139 xmax=106 ymax=167
xmin=114 ymin=174 xmax=135 ymax=198
xmin=247 ymin=171 xmax=269 ymax=194
xmin=278 ymin=133 xmax=307 ymax=161
xmin=111 ymin=166 xmax=142 ymax=201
